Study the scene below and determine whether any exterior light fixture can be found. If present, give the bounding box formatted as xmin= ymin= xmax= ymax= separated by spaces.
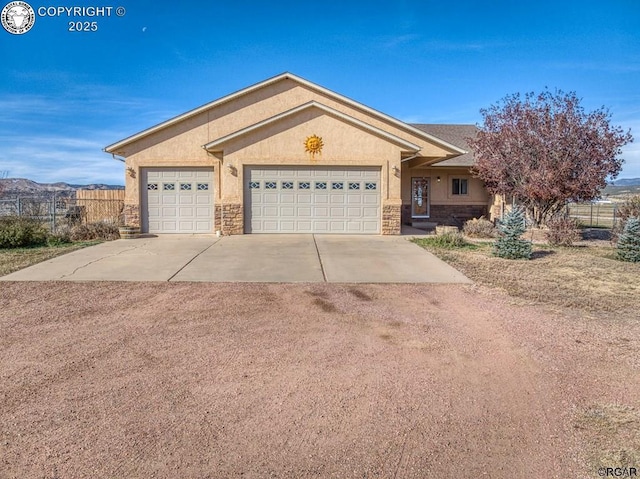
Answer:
xmin=436 ymin=176 xmax=441 ymax=182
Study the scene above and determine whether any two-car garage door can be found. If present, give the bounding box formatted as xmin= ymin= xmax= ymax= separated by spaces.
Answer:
xmin=245 ymin=166 xmax=381 ymax=233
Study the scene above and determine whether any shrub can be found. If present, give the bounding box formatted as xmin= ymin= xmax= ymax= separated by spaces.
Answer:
xmin=414 ymin=232 xmax=476 ymax=250
xmin=493 ymin=207 xmax=532 ymax=259
xmin=612 ymin=195 xmax=640 ymax=243
xmin=616 ymin=216 xmax=640 ymax=263
xmin=47 ymin=227 xmax=72 ymax=246
xmin=545 ymin=215 xmax=581 ymax=246
xmin=0 ymin=216 xmax=49 ymax=248
xmin=463 ymin=216 xmax=497 ymax=238
xmin=430 ymin=231 xmax=468 ymax=248
xmin=69 ymin=222 xmax=120 ymax=241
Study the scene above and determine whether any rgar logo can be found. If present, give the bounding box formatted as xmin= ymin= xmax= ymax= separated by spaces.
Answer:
xmin=1 ymin=1 xmax=36 ymax=34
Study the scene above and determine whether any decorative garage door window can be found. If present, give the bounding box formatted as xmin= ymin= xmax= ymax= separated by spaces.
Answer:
xmin=245 ymin=167 xmax=380 ymax=234
xmin=164 ymin=183 xmax=175 ymax=191
xmin=249 ymin=181 xmax=260 ymax=189
xmin=197 ymin=183 xmax=209 ymax=190
xmin=180 ymin=183 xmax=192 ymax=191
xmin=147 ymin=183 xmax=158 ymax=190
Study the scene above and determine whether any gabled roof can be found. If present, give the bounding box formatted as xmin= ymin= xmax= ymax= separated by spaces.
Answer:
xmin=105 ymin=72 xmax=466 ymax=155
xmin=204 ymin=101 xmax=422 ymax=152
xmin=411 ymin=124 xmax=478 ymax=166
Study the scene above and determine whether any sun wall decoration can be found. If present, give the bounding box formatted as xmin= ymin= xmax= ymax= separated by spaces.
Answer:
xmin=304 ymin=134 xmax=323 ymax=159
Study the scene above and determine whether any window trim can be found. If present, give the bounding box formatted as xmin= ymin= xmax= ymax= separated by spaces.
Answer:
xmin=450 ymin=176 xmax=470 ymax=197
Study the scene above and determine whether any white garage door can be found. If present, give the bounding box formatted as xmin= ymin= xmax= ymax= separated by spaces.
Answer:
xmin=245 ymin=166 xmax=381 ymax=234
xmin=141 ymin=168 xmax=213 ymax=233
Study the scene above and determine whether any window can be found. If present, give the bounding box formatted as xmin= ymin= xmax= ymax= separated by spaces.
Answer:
xmin=265 ymin=181 xmax=277 ymax=190
xmin=180 ymin=183 xmax=192 ymax=191
xmin=315 ymin=181 xmax=327 ymax=190
xmin=365 ymin=182 xmax=377 ymax=191
xmin=197 ymin=183 xmax=209 ymax=191
xmin=163 ymin=183 xmax=175 ymax=191
xmin=282 ymin=181 xmax=294 ymax=190
xmin=348 ymin=182 xmax=360 ymax=190
xmin=147 ymin=183 xmax=158 ymax=190
xmin=332 ymin=182 xmax=344 ymax=190
xmin=249 ymin=181 xmax=260 ymax=189
xmin=452 ymin=178 xmax=468 ymax=195
xmin=299 ymin=181 xmax=310 ymax=190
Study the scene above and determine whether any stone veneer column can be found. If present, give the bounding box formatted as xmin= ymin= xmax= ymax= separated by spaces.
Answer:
xmin=123 ymin=204 xmax=140 ymax=227
xmin=222 ymin=203 xmax=243 ymax=235
xmin=382 ymin=204 xmax=401 ymax=235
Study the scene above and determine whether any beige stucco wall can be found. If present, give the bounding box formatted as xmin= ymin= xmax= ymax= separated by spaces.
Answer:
xmin=401 ymin=166 xmax=489 ymax=206
xmin=117 ymin=78 xmax=459 ymax=161
xmin=219 ymin=109 xmax=404 ymax=203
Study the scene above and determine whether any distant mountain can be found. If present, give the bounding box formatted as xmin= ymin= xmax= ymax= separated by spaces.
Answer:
xmin=0 ymin=178 xmax=124 ymax=194
xmin=611 ymin=178 xmax=640 ymax=186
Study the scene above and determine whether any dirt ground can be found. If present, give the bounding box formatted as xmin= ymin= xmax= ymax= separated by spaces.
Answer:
xmin=1 ymin=282 xmax=638 ymax=478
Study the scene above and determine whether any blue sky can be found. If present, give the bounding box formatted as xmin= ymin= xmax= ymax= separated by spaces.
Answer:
xmin=2 ymin=0 xmax=639 ymax=185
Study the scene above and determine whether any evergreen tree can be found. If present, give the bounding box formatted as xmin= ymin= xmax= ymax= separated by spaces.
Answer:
xmin=494 ymin=207 xmax=532 ymax=259
xmin=616 ymin=216 xmax=640 ymax=263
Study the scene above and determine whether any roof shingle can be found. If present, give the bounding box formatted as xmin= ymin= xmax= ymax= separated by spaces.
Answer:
xmin=410 ymin=124 xmax=479 ymax=166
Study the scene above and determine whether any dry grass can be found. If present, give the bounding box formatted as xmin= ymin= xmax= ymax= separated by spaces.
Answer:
xmin=414 ymin=239 xmax=640 ymax=314
xmin=0 ymin=242 xmax=100 ymax=276
xmin=575 ymin=404 xmax=640 ymax=475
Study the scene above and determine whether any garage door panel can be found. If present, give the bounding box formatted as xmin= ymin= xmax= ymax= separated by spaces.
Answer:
xmin=280 ymin=206 xmax=295 ymax=216
xmin=245 ymin=166 xmax=380 ymax=234
xmin=363 ymin=207 xmax=379 ymax=217
xmin=142 ymin=168 xmax=213 ymax=234
xmin=263 ymin=206 xmax=278 ymax=216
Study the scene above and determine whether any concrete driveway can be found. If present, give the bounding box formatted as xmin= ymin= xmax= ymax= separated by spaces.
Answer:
xmin=0 ymin=235 xmax=471 ymax=283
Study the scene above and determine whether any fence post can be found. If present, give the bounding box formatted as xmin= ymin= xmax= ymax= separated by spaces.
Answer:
xmin=590 ymin=202 xmax=593 ymax=227
xmin=52 ymin=192 xmax=56 ymax=232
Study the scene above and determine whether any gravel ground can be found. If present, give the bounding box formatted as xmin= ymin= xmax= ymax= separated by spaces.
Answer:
xmin=1 ymin=282 xmax=638 ymax=478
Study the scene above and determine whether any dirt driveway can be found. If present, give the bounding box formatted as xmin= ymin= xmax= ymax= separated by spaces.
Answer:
xmin=1 ymin=282 xmax=638 ymax=478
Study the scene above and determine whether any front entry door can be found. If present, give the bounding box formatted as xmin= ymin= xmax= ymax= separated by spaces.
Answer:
xmin=411 ymin=177 xmax=430 ymax=218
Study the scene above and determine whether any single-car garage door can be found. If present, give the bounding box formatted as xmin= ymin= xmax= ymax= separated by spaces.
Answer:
xmin=141 ymin=168 xmax=213 ymax=233
xmin=245 ymin=166 xmax=381 ymax=233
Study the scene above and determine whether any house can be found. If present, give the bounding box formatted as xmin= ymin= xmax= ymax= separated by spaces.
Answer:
xmin=104 ymin=73 xmax=492 ymax=235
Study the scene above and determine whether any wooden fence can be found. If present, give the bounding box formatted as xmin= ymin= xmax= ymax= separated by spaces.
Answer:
xmin=75 ymin=189 xmax=125 ymax=225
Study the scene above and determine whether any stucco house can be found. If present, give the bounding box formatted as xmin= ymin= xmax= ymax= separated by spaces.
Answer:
xmin=105 ymin=73 xmax=492 ymax=235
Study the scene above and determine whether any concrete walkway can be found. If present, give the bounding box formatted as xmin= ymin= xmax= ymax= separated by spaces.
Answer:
xmin=0 ymin=234 xmax=471 ymax=283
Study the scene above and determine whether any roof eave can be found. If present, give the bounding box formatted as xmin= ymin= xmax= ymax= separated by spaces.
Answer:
xmin=105 ymin=72 xmax=466 ymax=155
xmin=203 ymin=101 xmax=422 ymax=153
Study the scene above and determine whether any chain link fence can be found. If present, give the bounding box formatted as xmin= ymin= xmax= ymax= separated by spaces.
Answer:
xmin=0 ymin=192 xmax=124 ymax=232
